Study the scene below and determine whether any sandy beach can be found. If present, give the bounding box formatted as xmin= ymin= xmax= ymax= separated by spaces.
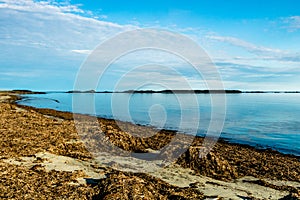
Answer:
xmin=0 ymin=92 xmax=299 ymax=199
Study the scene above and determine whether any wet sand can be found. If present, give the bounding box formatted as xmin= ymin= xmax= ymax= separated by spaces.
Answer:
xmin=0 ymin=92 xmax=299 ymax=199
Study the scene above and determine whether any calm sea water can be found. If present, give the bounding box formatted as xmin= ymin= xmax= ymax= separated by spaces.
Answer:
xmin=19 ymin=93 xmax=300 ymax=156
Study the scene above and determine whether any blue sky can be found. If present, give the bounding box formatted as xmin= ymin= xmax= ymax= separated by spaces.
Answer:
xmin=0 ymin=0 xmax=300 ymax=91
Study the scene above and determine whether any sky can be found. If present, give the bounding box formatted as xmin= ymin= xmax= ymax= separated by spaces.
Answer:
xmin=0 ymin=0 xmax=300 ymax=91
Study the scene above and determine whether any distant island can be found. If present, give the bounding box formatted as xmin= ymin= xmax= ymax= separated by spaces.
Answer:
xmin=122 ymin=89 xmax=242 ymax=94
xmin=64 ymin=89 xmax=300 ymax=94
xmin=2 ymin=89 xmax=299 ymax=94
xmin=66 ymin=89 xmax=242 ymax=94
xmin=66 ymin=90 xmax=111 ymax=93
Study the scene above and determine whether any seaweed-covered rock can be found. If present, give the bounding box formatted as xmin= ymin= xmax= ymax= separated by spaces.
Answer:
xmin=94 ymin=170 xmax=204 ymax=200
xmin=177 ymin=147 xmax=238 ymax=180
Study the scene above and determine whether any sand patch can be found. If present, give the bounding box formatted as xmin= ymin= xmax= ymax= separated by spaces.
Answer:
xmin=3 ymin=151 xmax=295 ymax=199
xmin=151 ymin=165 xmax=293 ymax=199
xmin=2 ymin=152 xmax=106 ymax=185
xmin=0 ymin=95 xmax=11 ymax=103
xmin=49 ymin=151 xmax=293 ymax=199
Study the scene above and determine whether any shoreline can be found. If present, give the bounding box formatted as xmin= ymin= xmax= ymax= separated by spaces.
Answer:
xmin=7 ymin=93 xmax=300 ymax=175
xmin=1 ymin=92 xmax=299 ymax=199
xmin=15 ymin=102 xmax=300 ymax=159
xmin=16 ymin=92 xmax=300 ymax=158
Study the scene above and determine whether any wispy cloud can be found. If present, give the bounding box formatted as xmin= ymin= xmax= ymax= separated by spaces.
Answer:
xmin=282 ymin=16 xmax=300 ymax=32
xmin=0 ymin=0 xmax=137 ymax=90
xmin=206 ymin=35 xmax=300 ymax=63
xmin=0 ymin=2 xmax=135 ymax=62
xmin=216 ymin=62 xmax=300 ymax=80
xmin=0 ymin=71 xmax=39 ymax=78
xmin=206 ymin=35 xmax=285 ymax=56
xmin=112 ymin=66 xmax=207 ymax=91
xmin=0 ymin=0 xmax=85 ymax=14
xmin=0 ymin=0 xmax=135 ymax=52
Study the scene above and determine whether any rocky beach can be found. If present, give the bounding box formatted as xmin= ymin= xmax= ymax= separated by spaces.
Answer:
xmin=0 ymin=92 xmax=299 ymax=199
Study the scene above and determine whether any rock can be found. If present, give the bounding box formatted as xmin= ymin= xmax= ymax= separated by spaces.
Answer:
xmin=93 ymin=170 xmax=204 ymax=200
xmin=177 ymin=147 xmax=238 ymax=181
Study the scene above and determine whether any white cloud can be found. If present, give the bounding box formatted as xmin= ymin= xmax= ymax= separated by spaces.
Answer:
xmin=0 ymin=0 xmax=139 ymax=90
xmin=0 ymin=0 xmax=86 ymax=14
xmin=71 ymin=49 xmax=92 ymax=54
xmin=206 ymin=35 xmax=285 ymax=55
xmin=206 ymin=35 xmax=300 ymax=63
xmin=0 ymin=71 xmax=39 ymax=78
xmin=282 ymin=16 xmax=300 ymax=31
xmin=0 ymin=0 xmax=135 ymax=54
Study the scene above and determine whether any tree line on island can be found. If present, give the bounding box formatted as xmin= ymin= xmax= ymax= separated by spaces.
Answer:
xmin=66 ymin=89 xmax=242 ymax=94
xmin=65 ymin=89 xmax=300 ymax=94
xmin=4 ymin=89 xmax=299 ymax=94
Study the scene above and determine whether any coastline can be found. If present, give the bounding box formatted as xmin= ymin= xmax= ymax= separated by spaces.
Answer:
xmin=0 ymin=92 xmax=299 ymax=199
xmin=17 ymin=91 xmax=300 ymax=157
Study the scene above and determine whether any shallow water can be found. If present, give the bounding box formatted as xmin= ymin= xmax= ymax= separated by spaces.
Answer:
xmin=19 ymin=93 xmax=300 ymax=156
